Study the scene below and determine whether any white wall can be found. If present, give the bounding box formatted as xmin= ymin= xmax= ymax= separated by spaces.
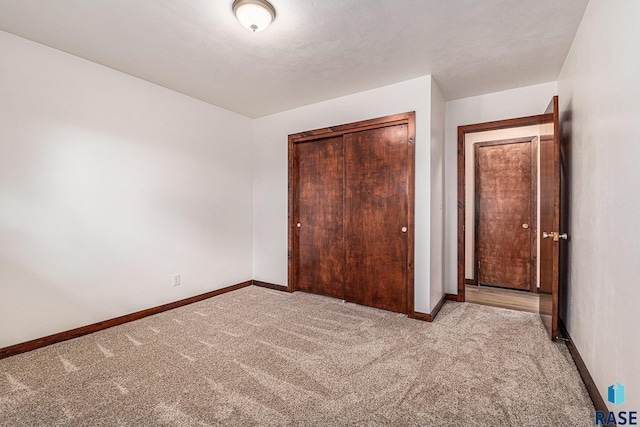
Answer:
xmin=444 ymin=82 xmax=558 ymax=294
xmin=0 ymin=31 xmax=254 ymax=348
xmin=252 ymin=76 xmax=434 ymax=313
xmin=429 ymin=80 xmax=446 ymax=310
xmin=557 ymin=0 xmax=640 ymax=410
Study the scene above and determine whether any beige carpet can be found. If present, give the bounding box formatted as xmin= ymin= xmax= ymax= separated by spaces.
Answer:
xmin=1 ymin=285 xmax=594 ymax=426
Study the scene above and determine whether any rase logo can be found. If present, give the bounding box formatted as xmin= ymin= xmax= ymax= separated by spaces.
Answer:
xmin=610 ymin=382 xmax=626 ymax=407
xmin=595 ymin=382 xmax=637 ymax=426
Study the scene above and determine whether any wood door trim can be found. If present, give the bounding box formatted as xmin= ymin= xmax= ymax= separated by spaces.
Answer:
xmin=530 ymin=137 xmax=539 ymax=293
xmin=473 ymin=143 xmax=480 ymax=289
xmin=472 ymin=137 xmax=538 ymax=293
xmin=406 ymin=112 xmax=416 ymax=316
xmin=288 ymin=112 xmax=415 ymax=315
xmin=472 ymin=137 xmax=536 ymax=148
xmin=289 ymin=113 xmax=413 ymax=143
xmin=460 ymin=114 xmax=552 ymax=134
xmin=457 ymin=115 xmax=551 ymax=302
xmin=288 ymin=133 xmax=296 ymax=292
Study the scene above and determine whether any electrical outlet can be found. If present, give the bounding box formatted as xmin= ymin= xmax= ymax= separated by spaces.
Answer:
xmin=173 ymin=274 xmax=181 ymax=286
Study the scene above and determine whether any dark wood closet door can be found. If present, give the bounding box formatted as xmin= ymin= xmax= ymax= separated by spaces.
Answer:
xmin=475 ymin=140 xmax=532 ymax=291
xmin=344 ymin=125 xmax=408 ymax=313
xmin=295 ymin=136 xmax=345 ymax=299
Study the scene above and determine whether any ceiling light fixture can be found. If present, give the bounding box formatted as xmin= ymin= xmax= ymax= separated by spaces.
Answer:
xmin=232 ymin=0 xmax=276 ymax=33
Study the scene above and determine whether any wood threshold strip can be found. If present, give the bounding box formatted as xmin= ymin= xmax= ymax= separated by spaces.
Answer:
xmin=558 ymin=319 xmax=610 ymax=420
xmin=0 ymin=280 xmax=253 ymax=360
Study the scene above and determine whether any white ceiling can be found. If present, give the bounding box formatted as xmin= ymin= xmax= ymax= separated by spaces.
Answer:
xmin=0 ymin=0 xmax=589 ymax=118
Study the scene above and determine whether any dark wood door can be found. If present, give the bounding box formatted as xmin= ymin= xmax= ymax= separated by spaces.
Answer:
xmin=344 ymin=125 xmax=409 ymax=313
xmin=294 ymin=136 xmax=345 ymax=299
xmin=475 ymin=138 xmax=536 ymax=291
xmin=289 ymin=113 xmax=415 ymax=315
xmin=539 ymin=96 xmax=564 ymax=340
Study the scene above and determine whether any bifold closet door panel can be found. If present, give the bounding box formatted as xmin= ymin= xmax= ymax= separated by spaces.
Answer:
xmin=344 ymin=125 xmax=409 ymax=313
xmin=295 ymin=136 xmax=345 ymax=299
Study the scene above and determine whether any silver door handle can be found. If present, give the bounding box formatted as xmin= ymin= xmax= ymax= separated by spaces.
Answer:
xmin=543 ymin=231 xmax=568 ymax=241
xmin=401 ymin=227 xmax=407 ymax=233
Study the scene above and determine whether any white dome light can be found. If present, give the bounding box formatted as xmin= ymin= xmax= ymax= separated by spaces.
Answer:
xmin=232 ymin=0 xmax=276 ymax=33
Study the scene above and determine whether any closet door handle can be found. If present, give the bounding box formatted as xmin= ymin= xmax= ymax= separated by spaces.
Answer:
xmin=401 ymin=227 xmax=408 ymax=233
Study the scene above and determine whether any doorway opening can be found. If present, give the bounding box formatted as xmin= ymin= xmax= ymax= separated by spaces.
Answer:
xmin=458 ymin=97 xmax=562 ymax=340
xmin=474 ymin=136 xmax=538 ymax=294
xmin=457 ymin=114 xmax=554 ymax=311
